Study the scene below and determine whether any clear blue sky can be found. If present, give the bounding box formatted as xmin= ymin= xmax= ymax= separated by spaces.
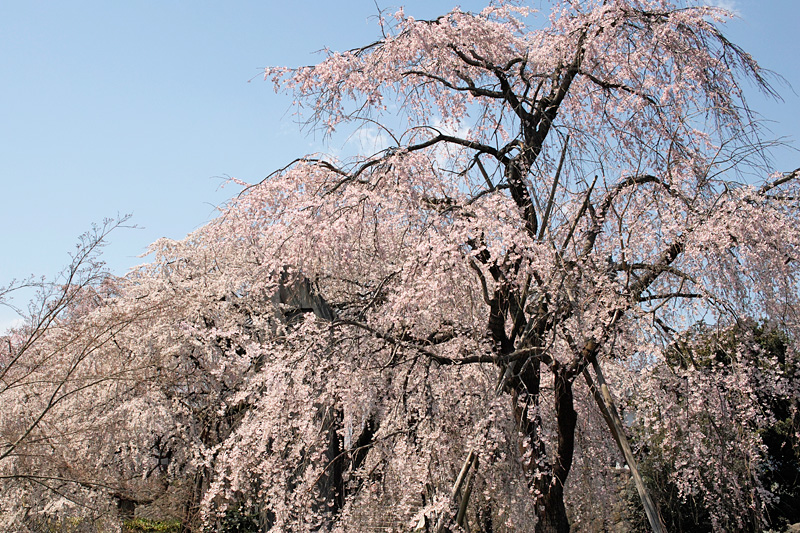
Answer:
xmin=1 ymin=0 xmax=798 ymax=330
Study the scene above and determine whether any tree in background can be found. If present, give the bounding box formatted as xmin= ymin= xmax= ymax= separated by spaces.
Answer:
xmin=0 ymin=218 xmax=176 ymax=529
xmin=1 ymin=0 xmax=799 ymax=532
xmin=628 ymin=321 xmax=800 ymax=532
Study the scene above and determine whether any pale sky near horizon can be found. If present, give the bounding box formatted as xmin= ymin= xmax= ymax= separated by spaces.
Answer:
xmin=1 ymin=0 xmax=798 ymax=330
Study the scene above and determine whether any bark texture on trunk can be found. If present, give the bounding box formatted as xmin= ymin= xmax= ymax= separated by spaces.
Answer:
xmin=534 ymin=368 xmax=576 ymax=533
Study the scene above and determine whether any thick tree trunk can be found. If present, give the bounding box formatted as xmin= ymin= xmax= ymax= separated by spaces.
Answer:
xmin=313 ymin=406 xmax=345 ymax=525
xmin=536 ymin=486 xmax=571 ymax=533
xmin=182 ymin=470 xmax=207 ymax=533
xmin=507 ymin=357 xmax=577 ymax=532
xmin=534 ymin=368 xmax=577 ymax=533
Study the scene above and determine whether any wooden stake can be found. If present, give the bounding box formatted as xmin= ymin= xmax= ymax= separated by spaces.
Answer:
xmin=584 ymin=359 xmax=666 ymax=533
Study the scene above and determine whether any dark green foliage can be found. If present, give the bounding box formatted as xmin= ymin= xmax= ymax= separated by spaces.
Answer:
xmin=625 ymin=458 xmax=715 ymax=532
xmin=761 ymin=408 xmax=800 ymax=529
xmin=631 ymin=321 xmax=799 ymax=532
xmin=217 ymin=504 xmax=262 ymax=533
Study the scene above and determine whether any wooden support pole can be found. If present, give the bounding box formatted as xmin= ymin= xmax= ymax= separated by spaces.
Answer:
xmin=455 ymin=452 xmax=479 ymax=530
xmin=435 ymin=450 xmax=477 ymax=533
xmin=584 ymin=359 xmax=666 ymax=533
